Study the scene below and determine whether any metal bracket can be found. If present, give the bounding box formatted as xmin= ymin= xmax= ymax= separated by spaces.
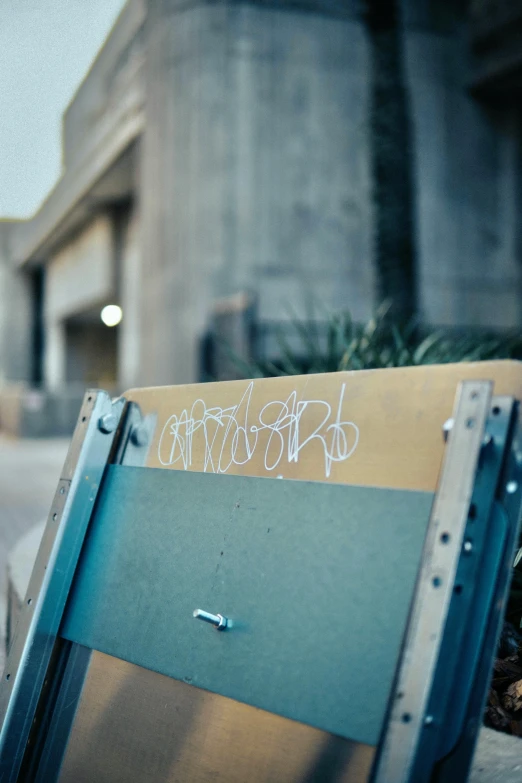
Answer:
xmin=372 ymin=381 xmax=497 ymax=782
xmin=432 ymin=396 xmax=517 ymax=759
xmin=10 ymin=398 xmax=157 ymax=782
xmin=373 ymin=382 xmax=522 ymax=783
xmin=433 ymin=398 xmax=522 ymax=781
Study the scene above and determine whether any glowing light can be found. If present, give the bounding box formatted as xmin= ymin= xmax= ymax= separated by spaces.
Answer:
xmin=101 ymin=304 xmax=122 ymax=327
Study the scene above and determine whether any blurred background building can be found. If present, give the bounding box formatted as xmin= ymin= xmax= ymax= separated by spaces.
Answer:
xmin=0 ymin=0 xmax=522 ymax=433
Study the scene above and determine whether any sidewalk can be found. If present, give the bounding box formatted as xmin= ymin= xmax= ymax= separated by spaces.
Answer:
xmin=0 ymin=435 xmax=520 ymax=780
xmin=0 ymin=435 xmax=69 ymax=668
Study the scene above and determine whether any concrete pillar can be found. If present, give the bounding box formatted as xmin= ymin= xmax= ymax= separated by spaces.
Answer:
xmin=0 ymin=222 xmax=33 ymax=385
xmin=44 ymin=320 xmax=66 ymax=391
xmin=405 ymin=20 xmax=522 ymax=328
xmin=140 ymin=0 xmax=372 ymax=386
xmin=118 ymin=204 xmax=142 ymax=391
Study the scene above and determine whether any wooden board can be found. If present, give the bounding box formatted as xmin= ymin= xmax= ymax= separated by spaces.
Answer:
xmin=57 ymin=653 xmax=375 ymax=783
xmin=54 ymin=362 xmax=518 ymax=783
xmin=125 ymin=361 xmax=522 ymax=490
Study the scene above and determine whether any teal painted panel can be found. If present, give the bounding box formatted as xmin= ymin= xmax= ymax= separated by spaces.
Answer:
xmin=61 ymin=466 xmax=433 ymax=746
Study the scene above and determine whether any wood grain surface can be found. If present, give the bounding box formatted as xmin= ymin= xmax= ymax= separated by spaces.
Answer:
xmin=126 ymin=361 xmax=522 ymax=490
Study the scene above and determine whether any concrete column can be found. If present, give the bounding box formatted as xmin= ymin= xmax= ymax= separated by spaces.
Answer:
xmin=118 ymin=204 xmax=142 ymax=391
xmin=0 ymin=223 xmax=33 ymax=385
xmin=405 ymin=25 xmax=522 ymax=328
xmin=44 ymin=320 xmax=66 ymax=391
xmin=140 ymin=0 xmax=372 ymax=386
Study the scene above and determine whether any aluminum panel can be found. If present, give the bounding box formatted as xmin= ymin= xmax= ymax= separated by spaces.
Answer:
xmin=62 ymin=467 xmax=434 ymax=744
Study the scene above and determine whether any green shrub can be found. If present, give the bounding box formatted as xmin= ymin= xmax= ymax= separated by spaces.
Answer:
xmin=234 ymin=304 xmax=522 ymax=378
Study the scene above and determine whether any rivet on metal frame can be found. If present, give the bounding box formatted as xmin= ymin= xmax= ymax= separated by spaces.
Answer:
xmin=130 ymin=424 xmax=149 ymax=448
xmin=98 ymin=412 xmax=118 ymax=435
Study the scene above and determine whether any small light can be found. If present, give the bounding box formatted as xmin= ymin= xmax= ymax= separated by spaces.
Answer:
xmin=101 ymin=305 xmax=122 ymax=327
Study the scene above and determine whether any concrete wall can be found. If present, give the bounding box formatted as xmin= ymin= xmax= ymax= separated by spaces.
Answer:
xmin=0 ymin=386 xmax=84 ymax=438
xmin=6 ymin=0 xmax=522 ymax=398
xmin=44 ymin=215 xmax=115 ymax=390
xmin=65 ymin=322 xmax=118 ymax=389
xmin=42 ymin=202 xmax=140 ymax=395
xmin=62 ymin=0 xmax=146 ymax=171
xmin=140 ymin=1 xmax=373 ymax=385
xmin=405 ymin=16 xmax=522 ymax=328
xmin=139 ymin=0 xmax=522 ymax=386
xmin=45 ymin=215 xmax=114 ymax=321
xmin=9 ymin=1 xmax=145 ymax=269
xmin=0 ymin=224 xmax=84 ymax=436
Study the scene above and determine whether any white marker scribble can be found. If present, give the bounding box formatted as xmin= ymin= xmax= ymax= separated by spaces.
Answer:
xmin=157 ymin=382 xmax=359 ymax=478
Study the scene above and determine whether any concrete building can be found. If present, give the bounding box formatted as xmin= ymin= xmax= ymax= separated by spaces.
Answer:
xmin=1 ymin=0 xmax=522 ymax=432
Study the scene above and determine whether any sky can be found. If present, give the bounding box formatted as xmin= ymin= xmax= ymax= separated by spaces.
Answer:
xmin=0 ymin=0 xmax=127 ymax=218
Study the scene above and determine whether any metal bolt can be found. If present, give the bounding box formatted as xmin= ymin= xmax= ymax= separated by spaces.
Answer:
xmin=98 ymin=412 xmax=118 ymax=434
xmin=193 ymin=609 xmax=228 ymax=631
xmin=130 ymin=423 xmax=148 ymax=448
xmin=507 ymin=481 xmax=519 ymax=495
xmin=463 ymin=540 xmax=473 ymax=554
xmin=424 ymin=715 xmax=434 ymax=726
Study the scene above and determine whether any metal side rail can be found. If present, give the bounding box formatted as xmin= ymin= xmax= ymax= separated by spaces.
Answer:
xmin=371 ymin=381 xmax=522 ymax=783
xmin=0 ymin=391 xmax=126 ymax=782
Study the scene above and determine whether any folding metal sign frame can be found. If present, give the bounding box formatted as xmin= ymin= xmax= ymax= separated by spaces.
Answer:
xmin=0 ymin=378 xmax=520 ymax=783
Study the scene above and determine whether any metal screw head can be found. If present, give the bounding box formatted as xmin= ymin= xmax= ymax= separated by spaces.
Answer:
xmin=130 ymin=424 xmax=148 ymax=448
xmin=463 ymin=540 xmax=473 ymax=554
xmin=98 ymin=412 xmax=118 ymax=434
